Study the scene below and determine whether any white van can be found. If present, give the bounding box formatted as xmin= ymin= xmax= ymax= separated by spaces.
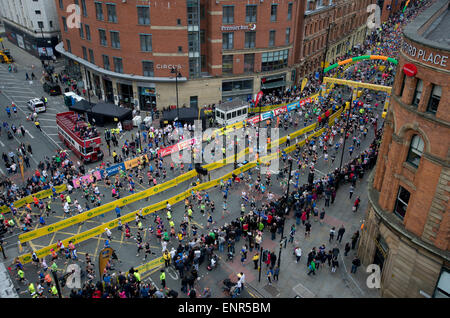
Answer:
xmin=27 ymin=98 xmax=46 ymax=113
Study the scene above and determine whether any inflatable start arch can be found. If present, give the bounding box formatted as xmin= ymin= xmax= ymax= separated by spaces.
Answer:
xmin=324 ymin=55 xmax=398 ymax=73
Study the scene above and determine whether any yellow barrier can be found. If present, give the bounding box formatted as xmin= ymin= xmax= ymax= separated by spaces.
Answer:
xmin=17 ymin=117 xmax=341 ymax=264
xmin=248 ymin=93 xmax=320 ymax=113
xmin=18 ymin=104 xmax=343 ymax=249
xmin=135 ymin=256 xmax=164 ymax=274
xmin=0 ymin=184 xmax=67 ymax=214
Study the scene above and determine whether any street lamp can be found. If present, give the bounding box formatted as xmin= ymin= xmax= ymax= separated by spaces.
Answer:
xmin=170 ymin=66 xmax=182 ymax=127
xmin=320 ymin=22 xmax=335 ymax=83
xmin=338 ymin=100 xmax=353 ymax=172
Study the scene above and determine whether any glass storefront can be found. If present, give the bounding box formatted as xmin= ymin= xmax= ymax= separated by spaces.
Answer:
xmin=139 ymin=87 xmax=157 ymax=112
xmin=117 ymin=83 xmax=133 ymax=108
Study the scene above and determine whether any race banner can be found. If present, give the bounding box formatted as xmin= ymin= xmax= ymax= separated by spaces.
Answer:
xmin=105 ymin=163 xmax=126 ymax=177
xmin=73 ymin=170 xmax=102 ymax=188
xmin=124 ymin=154 xmax=148 ymax=170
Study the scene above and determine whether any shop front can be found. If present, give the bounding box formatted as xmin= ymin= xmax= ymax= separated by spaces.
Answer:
xmin=139 ymin=86 xmax=157 ymax=112
xmin=103 ymin=77 xmax=114 ymax=104
xmin=261 ymin=73 xmax=287 ymax=95
xmin=117 ymin=81 xmax=134 ymax=108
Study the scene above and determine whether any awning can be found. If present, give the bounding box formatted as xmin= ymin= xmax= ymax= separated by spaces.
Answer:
xmin=261 ymin=81 xmax=286 ymax=90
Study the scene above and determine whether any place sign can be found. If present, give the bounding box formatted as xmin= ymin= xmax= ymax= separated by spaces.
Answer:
xmin=402 ymin=42 xmax=448 ymax=67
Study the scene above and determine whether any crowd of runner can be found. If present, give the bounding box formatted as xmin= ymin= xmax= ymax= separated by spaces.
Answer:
xmin=2 ymin=0 xmax=434 ymax=298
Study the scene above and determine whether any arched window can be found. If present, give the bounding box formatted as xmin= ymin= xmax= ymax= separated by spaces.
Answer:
xmin=406 ymin=135 xmax=424 ymax=167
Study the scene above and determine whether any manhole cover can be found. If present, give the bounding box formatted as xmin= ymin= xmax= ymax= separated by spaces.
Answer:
xmin=264 ymin=284 xmax=280 ymax=297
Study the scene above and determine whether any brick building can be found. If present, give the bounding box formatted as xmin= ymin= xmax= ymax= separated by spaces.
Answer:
xmin=295 ymin=0 xmax=372 ymax=80
xmin=358 ymin=0 xmax=450 ymax=298
xmin=54 ymin=0 xmax=371 ymax=112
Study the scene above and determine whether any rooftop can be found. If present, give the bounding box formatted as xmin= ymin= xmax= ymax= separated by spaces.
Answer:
xmin=423 ymin=8 xmax=450 ymax=46
xmin=403 ymin=0 xmax=450 ymax=52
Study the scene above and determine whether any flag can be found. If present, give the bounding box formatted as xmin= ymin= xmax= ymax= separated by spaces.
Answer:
xmin=254 ymin=91 xmax=264 ymax=108
xmin=300 ymin=78 xmax=308 ymax=93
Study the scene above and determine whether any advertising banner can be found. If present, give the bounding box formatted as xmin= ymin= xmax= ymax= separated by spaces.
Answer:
xmin=105 ymin=163 xmax=125 ymax=177
xmin=73 ymin=170 xmax=102 ymax=188
xmin=286 ymin=101 xmax=299 ymax=112
xmin=124 ymin=154 xmax=148 ymax=170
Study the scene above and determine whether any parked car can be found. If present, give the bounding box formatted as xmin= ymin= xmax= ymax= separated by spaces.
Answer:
xmin=43 ymin=82 xmax=62 ymax=96
xmin=27 ymin=98 xmax=46 ymax=113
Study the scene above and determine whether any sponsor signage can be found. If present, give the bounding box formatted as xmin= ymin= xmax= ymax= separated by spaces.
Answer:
xmin=105 ymin=163 xmax=126 ymax=177
xmin=221 ymin=23 xmax=256 ymax=31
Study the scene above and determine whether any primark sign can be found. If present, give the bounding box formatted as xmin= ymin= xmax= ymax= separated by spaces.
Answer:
xmin=221 ymin=23 xmax=256 ymax=31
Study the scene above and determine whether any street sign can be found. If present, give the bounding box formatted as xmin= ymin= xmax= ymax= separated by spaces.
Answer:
xmin=403 ymin=63 xmax=417 ymax=77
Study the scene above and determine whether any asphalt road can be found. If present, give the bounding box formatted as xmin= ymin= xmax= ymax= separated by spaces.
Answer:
xmin=0 ymin=42 xmax=388 ymax=298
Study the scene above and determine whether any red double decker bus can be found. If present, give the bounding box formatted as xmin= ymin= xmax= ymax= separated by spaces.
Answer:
xmin=56 ymin=111 xmax=104 ymax=163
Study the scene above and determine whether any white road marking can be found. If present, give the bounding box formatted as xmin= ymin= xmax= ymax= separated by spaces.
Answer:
xmin=0 ymin=141 xmax=4 ymax=147
xmin=37 ymin=118 xmax=56 ymax=121
xmin=25 ymin=130 xmax=34 ymax=139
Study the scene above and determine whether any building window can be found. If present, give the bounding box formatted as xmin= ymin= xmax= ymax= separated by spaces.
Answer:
xmin=95 ymin=2 xmax=104 ymax=21
xmin=81 ymin=0 xmax=87 ymax=17
xmin=427 ymin=85 xmax=441 ymax=114
xmin=200 ymin=29 xmax=205 ymax=44
xmin=49 ymin=21 xmax=53 ymax=28
xmin=85 ymin=24 xmax=91 ymax=40
xmin=59 ymin=0 xmax=63 ymax=9
xmin=434 ymin=268 xmax=450 ymax=298
xmin=271 ymin=4 xmax=278 ymax=22
xmin=393 ymin=186 xmax=410 ymax=220
xmin=82 ymin=46 xmax=87 ymax=60
xmin=412 ymin=79 xmax=423 ymax=107
xmin=200 ymin=5 xmax=205 ymax=19
xmin=103 ymin=55 xmax=110 ymax=70
xmin=178 ymin=46 xmax=183 ymax=52
xmin=269 ymin=30 xmax=276 ymax=47
xmin=245 ymin=31 xmax=256 ymax=49
xmin=286 ymin=27 xmax=291 ymax=45
xmin=88 ymin=48 xmax=95 ymax=64
xmin=113 ymin=57 xmax=123 ymax=73
xmin=222 ymin=55 xmax=233 ymax=75
xmin=110 ymin=31 xmax=120 ymax=49
xmin=187 ymin=3 xmax=199 ymax=26
xmin=107 ymin=3 xmax=117 ymax=23
xmin=190 ymin=96 xmax=198 ymax=108
xmin=142 ymin=61 xmax=154 ymax=77
xmin=246 ymin=5 xmax=257 ymax=23
xmin=66 ymin=39 xmax=71 ymax=53
xmin=201 ymin=55 xmax=206 ymax=69
xmin=35 ymin=10 xmax=41 ymax=15
xmin=99 ymin=29 xmax=107 ymax=46
xmin=261 ymin=49 xmax=288 ymax=72
xmin=244 ymin=54 xmax=254 ymax=73
xmin=62 ymin=17 xmax=67 ymax=32
xmin=79 ymin=23 xmax=84 ymax=39
xmin=177 ymin=19 xmax=182 ymax=25
xmin=137 ymin=6 xmax=150 ymax=25
xmin=399 ymin=73 xmax=406 ymax=97
xmin=139 ymin=34 xmax=152 ymax=52
xmin=287 ymin=2 xmax=293 ymax=21
xmin=222 ymin=32 xmax=234 ymax=50
xmin=406 ymin=135 xmax=424 ymax=168
xmin=223 ymin=6 xmax=234 ymax=24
